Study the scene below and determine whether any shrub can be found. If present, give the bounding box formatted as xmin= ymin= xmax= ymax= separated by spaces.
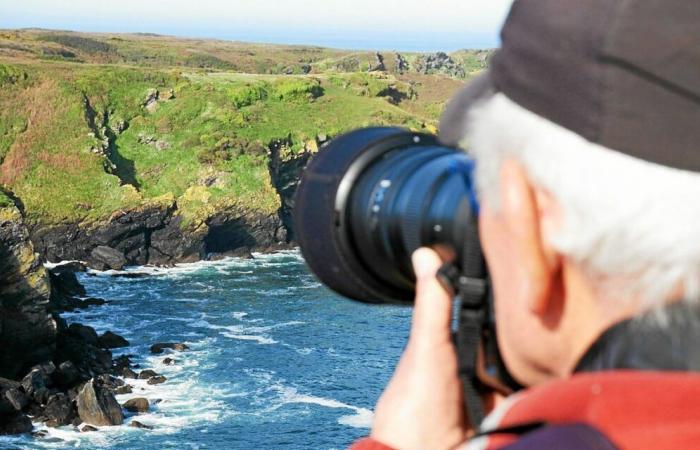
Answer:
xmin=271 ymin=78 xmax=323 ymax=101
xmin=0 ymin=64 xmax=27 ymax=87
xmin=227 ymin=82 xmax=268 ymax=108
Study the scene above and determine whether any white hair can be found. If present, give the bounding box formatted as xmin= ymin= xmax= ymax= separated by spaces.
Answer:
xmin=464 ymin=93 xmax=700 ymax=305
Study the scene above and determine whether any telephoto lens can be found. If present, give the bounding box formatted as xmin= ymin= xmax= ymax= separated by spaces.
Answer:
xmin=293 ymin=127 xmax=482 ymax=304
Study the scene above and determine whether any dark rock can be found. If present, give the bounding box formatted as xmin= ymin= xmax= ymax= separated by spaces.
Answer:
xmin=394 ymin=53 xmax=409 ymax=74
xmin=5 ymin=388 xmax=29 ymax=411
xmin=130 ymin=420 xmax=153 ymax=430
xmin=21 ymin=368 xmax=51 ymax=403
xmin=0 ymin=202 xmax=56 ymax=380
xmin=147 ymin=376 xmax=167 ymax=385
xmin=152 ymin=398 xmax=162 ymax=404
xmin=76 ymin=378 xmax=124 ymax=426
xmin=80 ymin=424 xmax=98 ymax=432
xmin=71 ymin=416 xmax=82 ymax=426
xmin=98 ymin=331 xmax=129 ymax=349
xmin=32 ymin=361 xmax=56 ymax=377
xmin=123 ymin=397 xmax=149 ymax=413
xmin=122 ymin=367 xmax=138 ymax=379
xmin=32 ymin=430 xmax=49 ymax=438
xmin=138 ymin=370 xmax=158 ymax=379
xmin=53 ymin=361 xmax=80 ymax=388
xmin=150 ymin=342 xmax=189 ymax=354
xmin=48 ymin=266 xmax=86 ymax=294
xmin=115 ymin=385 xmax=132 ymax=395
xmin=113 ymin=354 xmax=133 ymax=371
xmin=369 ymin=52 xmax=386 ymax=72
xmin=44 ymin=393 xmax=75 ymax=427
xmin=88 ymin=246 xmax=127 ymax=271
xmin=0 ymin=377 xmax=21 ymax=390
xmin=29 ymin=200 xmax=289 ymax=269
xmin=95 ymin=374 xmax=124 ymax=390
xmin=162 ymin=357 xmax=176 ymax=365
xmin=0 ymin=413 xmax=33 ymax=435
xmin=414 ymin=52 xmax=466 ymax=78
xmin=67 ymin=323 xmax=100 ymax=346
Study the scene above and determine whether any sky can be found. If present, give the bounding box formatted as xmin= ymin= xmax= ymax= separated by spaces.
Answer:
xmin=0 ymin=0 xmax=514 ymax=51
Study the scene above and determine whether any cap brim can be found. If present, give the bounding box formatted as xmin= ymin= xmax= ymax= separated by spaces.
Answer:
xmin=438 ymin=71 xmax=495 ymax=147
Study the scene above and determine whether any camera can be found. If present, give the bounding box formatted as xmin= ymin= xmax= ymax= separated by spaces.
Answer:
xmin=292 ymin=126 xmax=483 ymax=304
xmin=293 ymin=127 xmax=521 ymax=425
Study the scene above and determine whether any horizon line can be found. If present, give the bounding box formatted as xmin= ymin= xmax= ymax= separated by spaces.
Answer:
xmin=0 ymin=26 xmax=500 ymax=53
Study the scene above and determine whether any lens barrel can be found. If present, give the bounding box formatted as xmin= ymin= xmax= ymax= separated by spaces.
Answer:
xmin=293 ymin=127 xmax=479 ymax=304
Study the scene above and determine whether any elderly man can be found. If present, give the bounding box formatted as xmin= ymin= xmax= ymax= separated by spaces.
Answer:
xmin=352 ymin=0 xmax=700 ymax=448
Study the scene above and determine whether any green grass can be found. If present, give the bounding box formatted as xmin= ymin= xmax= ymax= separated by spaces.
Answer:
xmin=0 ymin=30 xmax=477 ymax=229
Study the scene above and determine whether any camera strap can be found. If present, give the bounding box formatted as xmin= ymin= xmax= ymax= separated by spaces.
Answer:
xmin=437 ymin=220 xmax=490 ymax=429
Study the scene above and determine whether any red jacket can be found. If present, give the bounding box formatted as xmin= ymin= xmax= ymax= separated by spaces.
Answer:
xmin=351 ymin=371 xmax=700 ymax=449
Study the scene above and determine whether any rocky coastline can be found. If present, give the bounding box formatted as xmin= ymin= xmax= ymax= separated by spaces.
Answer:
xmin=25 ymin=136 xmax=312 ymax=271
xmin=0 ymin=195 xmax=200 ymax=435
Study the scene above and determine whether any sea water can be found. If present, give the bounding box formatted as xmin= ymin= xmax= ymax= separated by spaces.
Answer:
xmin=1 ymin=251 xmax=411 ymax=449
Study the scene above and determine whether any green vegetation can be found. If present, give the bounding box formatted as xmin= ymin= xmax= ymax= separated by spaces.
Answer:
xmin=0 ymin=29 xmax=483 ymax=229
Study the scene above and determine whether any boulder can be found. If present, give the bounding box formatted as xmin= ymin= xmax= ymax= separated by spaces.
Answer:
xmin=150 ymin=342 xmax=189 ymax=354
xmin=95 ymin=374 xmax=124 ymax=390
xmin=76 ymin=379 xmax=124 ymax=426
xmin=53 ymin=361 xmax=80 ymax=388
xmin=113 ymin=354 xmax=133 ymax=371
xmin=121 ymin=367 xmax=138 ymax=379
xmin=21 ymin=368 xmax=51 ymax=403
xmin=98 ymin=331 xmax=129 ymax=349
xmin=147 ymin=376 xmax=167 ymax=385
xmin=122 ymin=397 xmax=149 ymax=413
xmin=162 ymin=357 xmax=176 ymax=365
xmin=5 ymin=388 xmax=28 ymax=411
xmin=80 ymin=424 xmax=98 ymax=432
xmin=44 ymin=393 xmax=75 ymax=427
xmin=115 ymin=385 xmax=133 ymax=395
xmin=88 ymin=246 xmax=127 ymax=271
xmin=0 ymin=413 xmax=33 ymax=435
xmin=138 ymin=369 xmax=158 ymax=380
xmin=0 ymin=377 xmax=20 ymax=390
xmin=130 ymin=420 xmax=153 ymax=430
xmin=67 ymin=323 xmax=99 ymax=346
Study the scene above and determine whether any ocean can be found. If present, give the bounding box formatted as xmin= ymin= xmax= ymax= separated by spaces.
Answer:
xmin=0 ymin=251 xmax=411 ymax=449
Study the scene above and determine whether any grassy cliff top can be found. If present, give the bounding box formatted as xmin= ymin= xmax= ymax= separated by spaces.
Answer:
xmin=0 ymin=29 xmax=484 ymax=228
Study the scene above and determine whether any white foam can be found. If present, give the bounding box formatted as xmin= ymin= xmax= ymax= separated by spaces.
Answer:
xmin=221 ymin=332 xmax=277 ymax=345
xmin=274 ymin=385 xmax=374 ymax=429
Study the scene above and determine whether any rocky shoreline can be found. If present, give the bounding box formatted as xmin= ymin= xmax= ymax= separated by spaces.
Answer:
xmin=25 ymin=135 xmax=311 ymax=271
xmin=1 ymin=260 xmax=190 ymax=435
xmin=0 ymin=197 xmax=192 ymax=436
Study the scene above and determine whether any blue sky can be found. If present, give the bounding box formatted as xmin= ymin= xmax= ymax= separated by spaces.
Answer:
xmin=0 ymin=0 xmax=514 ymax=51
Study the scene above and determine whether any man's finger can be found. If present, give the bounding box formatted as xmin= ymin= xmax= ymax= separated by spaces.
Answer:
xmin=410 ymin=248 xmax=454 ymax=343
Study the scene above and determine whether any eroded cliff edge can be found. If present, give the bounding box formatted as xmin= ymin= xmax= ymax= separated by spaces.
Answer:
xmin=0 ymin=195 xmax=57 ymax=379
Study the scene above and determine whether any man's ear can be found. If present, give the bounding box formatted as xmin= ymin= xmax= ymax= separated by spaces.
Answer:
xmin=499 ymin=159 xmax=561 ymax=316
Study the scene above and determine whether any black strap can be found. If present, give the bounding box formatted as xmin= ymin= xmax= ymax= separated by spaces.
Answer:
xmin=438 ymin=218 xmax=490 ymax=429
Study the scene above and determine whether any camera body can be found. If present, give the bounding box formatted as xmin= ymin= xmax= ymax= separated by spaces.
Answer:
xmin=293 ymin=127 xmax=480 ymax=303
xmin=293 ymin=127 xmax=519 ymax=425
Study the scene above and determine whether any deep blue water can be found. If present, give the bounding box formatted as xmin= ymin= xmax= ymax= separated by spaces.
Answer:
xmin=1 ymin=251 xmax=411 ymax=449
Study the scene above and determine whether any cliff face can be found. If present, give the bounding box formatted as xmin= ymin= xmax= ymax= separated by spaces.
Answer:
xmin=0 ymin=198 xmax=57 ymax=379
xmin=29 ymin=203 xmax=289 ymax=267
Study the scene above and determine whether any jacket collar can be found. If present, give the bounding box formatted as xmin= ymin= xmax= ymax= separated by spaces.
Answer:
xmin=575 ymin=302 xmax=700 ymax=373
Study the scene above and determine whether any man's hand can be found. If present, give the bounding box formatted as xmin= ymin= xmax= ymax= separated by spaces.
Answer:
xmin=369 ymin=248 xmax=469 ymax=450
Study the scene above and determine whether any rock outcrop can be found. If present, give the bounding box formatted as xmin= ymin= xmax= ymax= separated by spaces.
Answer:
xmin=0 ymin=197 xmax=57 ymax=379
xmin=123 ymin=397 xmax=149 ymax=413
xmin=30 ymin=202 xmax=289 ymax=269
xmin=76 ymin=378 xmax=124 ymax=426
xmin=415 ymin=52 xmax=466 ymax=78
